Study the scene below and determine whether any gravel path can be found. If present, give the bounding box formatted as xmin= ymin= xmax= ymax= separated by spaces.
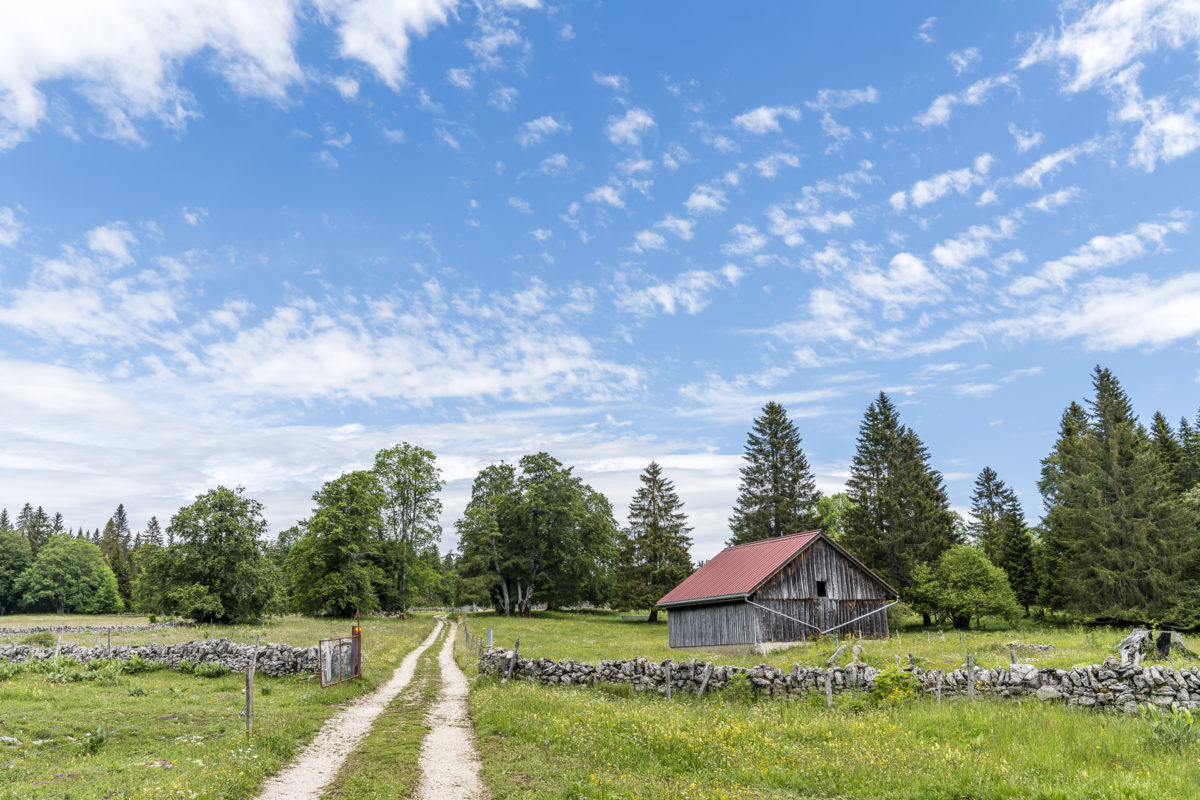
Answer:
xmin=415 ymin=620 xmax=487 ymax=800
xmin=254 ymin=620 xmax=444 ymax=800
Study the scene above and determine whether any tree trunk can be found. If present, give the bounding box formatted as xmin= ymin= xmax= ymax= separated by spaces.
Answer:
xmin=647 ymin=608 xmax=659 ymax=623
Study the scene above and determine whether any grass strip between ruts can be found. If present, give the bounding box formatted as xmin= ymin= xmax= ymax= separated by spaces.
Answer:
xmin=321 ymin=623 xmax=447 ymax=800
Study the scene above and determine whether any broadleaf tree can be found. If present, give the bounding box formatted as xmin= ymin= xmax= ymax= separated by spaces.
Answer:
xmin=373 ymin=443 xmax=444 ymax=612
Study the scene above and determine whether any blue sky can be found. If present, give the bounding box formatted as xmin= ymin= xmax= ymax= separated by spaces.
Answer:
xmin=1 ymin=0 xmax=1199 ymax=559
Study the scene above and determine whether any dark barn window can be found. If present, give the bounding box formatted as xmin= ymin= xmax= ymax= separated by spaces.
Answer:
xmin=816 ymin=580 xmax=827 ymax=598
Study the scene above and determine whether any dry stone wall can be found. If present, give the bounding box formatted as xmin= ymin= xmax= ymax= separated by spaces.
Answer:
xmin=0 ymin=621 xmax=193 ymax=636
xmin=0 ymin=638 xmax=318 ymax=677
xmin=477 ymin=649 xmax=1200 ymax=713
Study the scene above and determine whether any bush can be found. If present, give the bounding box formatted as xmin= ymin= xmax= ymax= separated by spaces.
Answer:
xmin=1141 ymin=704 xmax=1200 ymax=751
xmin=0 ymin=661 xmax=23 ymax=681
xmin=178 ymin=659 xmax=195 ymax=674
xmin=724 ymin=671 xmax=754 ymax=703
xmin=148 ymin=614 xmax=157 ymax=624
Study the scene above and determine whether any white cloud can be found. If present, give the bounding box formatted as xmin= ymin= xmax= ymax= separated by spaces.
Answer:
xmin=767 ymin=202 xmax=854 ymax=246
xmin=732 ymin=105 xmax=802 ymax=135
xmin=662 ymin=144 xmax=690 ymax=170
xmin=1026 ymin=187 xmax=1080 ymax=213
xmin=508 ymin=196 xmax=532 ymax=214
xmin=517 ymin=114 xmax=569 ymax=147
xmin=930 ymin=212 xmax=1022 ymax=271
xmin=616 ymin=269 xmax=733 ymax=316
xmin=917 ymin=16 xmax=937 ymax=43
xmin=585 ymin=182 xmax=625 ymax=208
xmin=1056 ymin=272 xmax=1200 ymax=350
xmin=87 ymin=224 xmax=138 ymax=265
xmin=321 ymin=0 xmax=456 ymax=89
xmin=593 ymin=72 xmax=628 ymax=91
xmin=721 ymin=223 xmax=767 ymax=256
xmin=630 ymin=230 xmax=667 ymax=253
xmin=1009 ymin=216 xmax=1189 ymax=296
xmin=1109 ymin=64 xmax=1200 ymax=172
xmin=1013 ymin=138 xmax=1101 ymax=188
xmin=181 ymin=206 xmax=208 ymax=227
xmin=531 ymin=228 xmax=552 ymax=242
xmin=655 ymin=214 xmax=695 ymax=241
xmin=684 ymin=184 xmax=727 ymax=215
xmin=488 ymin=86 xmax=518 ymax=110
xmin=446 ymin=67 xmax=473 ymax=88
xmin=1008 ymin=123 xmax=1044 ymax=152
xmin=0 ymin=0 xmax=304 ymax=149
xmin=331 ymin=75 xmax=360 ymax=99
xmin=915 ymin=73 xmax=1017 ymax=128
xmin=537 ymin=152 xmax=574 ymax=176
xmin=1019 ymin=0 xmax=1200 ymax=93
xmin=382 ymin=126 xmax=405 ymax=143
xmin=754 ymin=151 xmax=800 ymax=178
xmin=947 ymin=47 xmax=981 ymax=75
xmin=606 ymin=107 xmax=656 ymax=147
xmin=806 ymin=87 xmax=880 ymax=111
xmin=850 ymin=252 xmax=945 ymax=307
xmin=890 ymin=154 xmax=993 ymax=211
xmin=0 ymin=207 xmax=22 ymax=246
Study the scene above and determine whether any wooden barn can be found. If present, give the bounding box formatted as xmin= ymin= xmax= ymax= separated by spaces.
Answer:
xmin=657 ymin=530 xmax=899 ymax=648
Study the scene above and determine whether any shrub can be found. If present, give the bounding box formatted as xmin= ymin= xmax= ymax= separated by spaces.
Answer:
xmin=0 ymin=661 xmax=23 ymax=681
xmin=178 ymin=659 xmax=195 ymax=674
xmin=724 ymin=671 xmax=754 ymax=703
xmin=1141 ymin=704 xmax=1200 ymax=751
xmin=148 ymin=614 xmax=157 ymax=624
xmin=195 ymin=661 xmax=229 ymax=678
xmin=871 ymin=665 xmax=918 ymax=702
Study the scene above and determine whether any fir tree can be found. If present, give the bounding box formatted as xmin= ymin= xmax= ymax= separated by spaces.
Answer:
xmin=727 ymin=401 xmax=822 ymax=545
xmin=1179 ymin=412 xmax=1200 ymax=492
xmin=968 ymin=467 xmax=1010 ymax=563
xmin=1042 ymin=367 xmax=1200 ymax=623
xmin=99 ymin=519 xmax=134 ymax=606
xmin=1149 ymin=412 xmax=1188 ymax=493
xmin=0 ymin=509 xmax=9 ymax=532
xmin=616 ymin=462 xmax=694 ymax=622
xmin=1037 ymin=401 xmax=1088 ymax=611
xmin=144 ymin=516 xmax=163 ymax=548
xmin=842 ymin=392 xmax=959 ymax=594
xmin=17 ymin=504 xmax=52 ymax=558
xmin=51 ymin=512 xmax=64 ymax=535
xmin=112 ymin=504 xmax=131 ymax=548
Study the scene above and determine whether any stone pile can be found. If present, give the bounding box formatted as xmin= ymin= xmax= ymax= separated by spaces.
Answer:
xmin=477 ymin=649 xmax=1200 ymax=713
xmin=0 ymin=621 xmax=193 ymax=636
xmin=0 ymin=638 xmax=318 ymax=677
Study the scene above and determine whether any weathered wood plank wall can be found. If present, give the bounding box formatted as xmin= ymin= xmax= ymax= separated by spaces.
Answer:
xmin=667 ymin=602 xmax=757 ymax=647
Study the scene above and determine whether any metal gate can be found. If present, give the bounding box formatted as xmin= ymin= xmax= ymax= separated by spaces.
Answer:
xmin=319 ymin=613 xmax=362 ymax=688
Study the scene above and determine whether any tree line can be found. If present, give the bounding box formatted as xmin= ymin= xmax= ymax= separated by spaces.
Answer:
xmin=2 ymin=364 xmax=1195 ymax=628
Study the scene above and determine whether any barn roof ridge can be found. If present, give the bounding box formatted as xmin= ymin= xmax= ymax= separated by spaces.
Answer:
xmin=721 ymin=529 xmax=821 ymax=550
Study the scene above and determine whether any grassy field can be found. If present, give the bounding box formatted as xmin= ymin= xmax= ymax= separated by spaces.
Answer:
xmin=457 ymin=611 xmax=1200 ymax=800
xmin=0 ymin=613 xmax=436 ymax=799
xmin=460 ymin=609 xmax=1200 ymax=672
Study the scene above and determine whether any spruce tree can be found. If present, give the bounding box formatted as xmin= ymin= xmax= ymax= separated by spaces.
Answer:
xmin=144 ymin=516 xmax=163 ymax=548
xmin=1179 ymin=412 xmax=1200 ymax=491
xmin=1037 ymin=401 xmax=1088 ymax=610
xmin=968 ymin=467 xmax=1009 ymax=563
xmin=1150 ymin=412 xmax=1188 ymax=493
xmin=99 ymin=519 xmax=134 ymax=606
xmin=727 ymin=401 xmax=822 ymax=545
xmin=0 ymin=509 xmax=9 ymax=532
xmin=17 ymin=504 xmax=52 ymax=558
xmin=842 ymin=392 xmax=958 ymax=594
xmin=1042 ymin=367 xmax=1200 ymax=623
xmin=616 ymin=462 xmax=694 ymax=622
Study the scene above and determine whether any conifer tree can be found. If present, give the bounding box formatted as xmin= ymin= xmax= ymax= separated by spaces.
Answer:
xmin=99 ymin=519 xmax=134 ymax=606
xmin=1041 ymin=367 xmax=1200 ymax=623
xmin=17 ymin=504 xmax=52 ymax=558
xmin=968 ymin=467 xmax=1009 ymax=563
xmin=0 ymin=509 xmax=9 ymax=532
xmin=1037 ymin=401 xmax=1089 ymax=610
xmin=727 ymin=401 xmax=822 ymax=545
xmin=842 ymin=392 xmax=959 ymax=594
xmin=1150 ymin=412 xmax=1188 ymax=493
xmin=616 ymin=462 xmax=694 ymax=622
xmin=144 ymin=516 xmax=163 ymax=548
xmin=1179 ymin=412 xmax=1200 ymax=491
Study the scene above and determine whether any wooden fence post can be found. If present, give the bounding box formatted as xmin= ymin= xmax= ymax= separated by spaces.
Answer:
xmin=246 ymin=634 xmax=260 ymax=735
xmin=695 ymin=663 xmax=713 ymax=698
xmin=107 ymin=627 xmax=112 ymax=658
xmin=824 ymin=671 xmax=833 ymax=707
xmin=1009 ymin=646 xmax=1016 ymax=665
xmin=936 ymin=670 xmax=942 ymax=704
xmin=966 ymin=654 xmax=975 ymax=700
xmin=665 ymin=661 xmax=672 ymax=700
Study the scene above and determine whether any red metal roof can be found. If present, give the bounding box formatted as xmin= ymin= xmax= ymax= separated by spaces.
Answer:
xmin=656 ymin=530 xmax=821 ymax=607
